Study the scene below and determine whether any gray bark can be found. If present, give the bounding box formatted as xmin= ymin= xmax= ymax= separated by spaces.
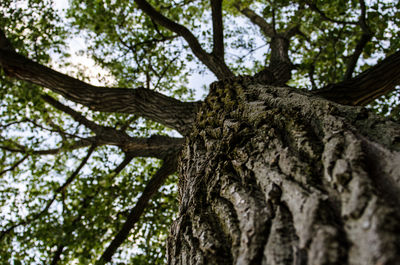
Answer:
xmin=167 ymin=77 xmax=400 ymax=265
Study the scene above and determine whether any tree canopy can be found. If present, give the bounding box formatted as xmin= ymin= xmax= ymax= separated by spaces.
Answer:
xmin=0 ymin=0 xmax=399 ymax=264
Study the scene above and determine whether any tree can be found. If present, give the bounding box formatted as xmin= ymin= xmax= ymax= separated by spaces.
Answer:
xmin=1 ymin=0 xmax=400 ymax=264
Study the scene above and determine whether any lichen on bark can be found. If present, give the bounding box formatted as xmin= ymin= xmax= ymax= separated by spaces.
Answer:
xmin=167 ymin=77 xmax=400 ymax=265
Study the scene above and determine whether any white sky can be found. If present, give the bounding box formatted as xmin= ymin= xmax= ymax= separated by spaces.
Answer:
xmin=52 ymin=0 xmax=215 ymax=101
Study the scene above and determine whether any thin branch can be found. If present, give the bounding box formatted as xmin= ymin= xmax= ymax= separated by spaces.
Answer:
xmin=305 ymin=1 xmax=357 ymax=25
xmin=41 ymin=95 xmax=102 ymax=133
xmin=97 ymin=154 xmax=179 ymax=264
xmin=284 ymin=25 xmax=302 ymax=39
xmin=0 ymin=119 xmax=28 ymax=129
xmin=0 ymin=137 xmax=94 ymax=155
xmin=211 ymin=0 xmax=225 ymax=59
xmin=0 ymin=28 xmax=13 ymax=51
xmin=236 ymin=44 xmax=268 ymax=61
xmin=154 ymin=54 xmax=180 ymax=90
xmin=0 ymin=154 xmax=29 ymax=176
xmin=0 ymin=145 xmax=96 ymax=241
xmin=57 ymin=145 xmax=96 ymax=192
xmin=307 ymin=49 xmax=322 ymax=90
xmin=272 ymin=7 xmax=277 ymax=35
xmin=50 ymin=155 xmax=131 ymax=265
xmin=237 ymin=6 xmax=275 ymax=38
xmin=48 ymin=153 xmax=134 ymax=264
xmin=0 ymin=32 xmax=199 ymax=135
xmin=309 ymin=64 xmax=317 ymax=89
xmin=344 ymin=0 xmax=373 ymax=80
xmin=343 ymin=33 xmax=372 ymax=80
xmin=111 ymin=153 xmax=136 ymax=176
xmin=42 ymin=95 xmax=185 ymax=158
xmin=315 ymin=50 xmax=400 ymax=106
xmin=134 ymin=0 xmax=234 ymax=79
xmin=359 ymin=0 xmax=368 ymax=30
xmin=24 ymin=117 xmax=85 ymax=140
xmin=50 ymin=245 xmax=65 ymax=265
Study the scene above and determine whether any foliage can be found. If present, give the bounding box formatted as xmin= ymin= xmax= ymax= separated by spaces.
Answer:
xmin=0 ymin=0 xmax=399 ymax=264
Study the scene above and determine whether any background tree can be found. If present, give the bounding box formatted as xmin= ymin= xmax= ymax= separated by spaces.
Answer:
xmin=0 ymin=0 xmax=399 ymax=264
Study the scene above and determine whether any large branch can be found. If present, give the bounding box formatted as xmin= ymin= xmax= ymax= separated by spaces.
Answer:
xmin=238 ymin=5 xmax=294 ymax=85
xmin=1 ymin=132 xmax=184 ymax=159
xmin=211 ymin=0 xmax=225 ymax=59
xmin=97 ymin=154 xmax=179 ymax=264
xmin=315 ymin=50 xmax=400 ymax=106
xmin=42 ymin=95 xmax=185 ymax=158
xmin=134 ymin=0 xmax=234 ymax=79
xmin=0 ymin=49 xmax=198 ymax=136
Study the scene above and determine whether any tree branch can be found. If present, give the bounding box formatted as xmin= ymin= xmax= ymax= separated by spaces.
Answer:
xmin=211 ymin=0 xmax=225 ymax=59
xmin=237 ymin=5 xmax=294 ymax=84
xmin=134 ymin=0 xmax=234 ymax=79
xmin=48 ymin=153 xmax=135 ymax=264
xmin=0 ymin=43 xmax=199 ymax=135
xmin=0 ymin=137 xmax=94 ymax=155
xmin=97 ymin=154 xmax=179 ymax=264
xmin=237 ymin=6 xmax=275 ymax=38
xmin=49 ymin=245 xmax=64 ymax=265
xmin=305 ymin=1 xmax=357 ymax=25
xmin=0 ymin=145 xmax=96 ymax=241
xmin=42 ymin=95 xmax=185 ymax=158
xmin=344 ymin=0 xmax=373 ymax=80
xmin=1 ymin=131 xmax=184 ymax=159
xmin=315 ymin=50 xmax=400 ymax=106
xmin=343 ymin=33 xmax=372 ymax=80
xmin=0 ymin=28 xmax=13 ymax=51
xmin=41 ymin=95 xmax=107 ymax=134
xmin=0 ymin=154 xmax=29 ymax=176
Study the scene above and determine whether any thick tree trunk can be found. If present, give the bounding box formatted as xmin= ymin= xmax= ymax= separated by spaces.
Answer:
xmin=167 ymin=78 xmax=400 ymax=265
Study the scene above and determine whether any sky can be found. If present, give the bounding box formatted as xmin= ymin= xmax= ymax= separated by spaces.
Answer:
xmin=52 ymin=0 xmax=216 ymax=101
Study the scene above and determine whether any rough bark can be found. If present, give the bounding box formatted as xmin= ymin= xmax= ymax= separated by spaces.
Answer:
xmin=0 ymin=49 xmax=199 ymax=135
xmin=167 ymin=77 xmax=400 ymax=265
xmin=315 ymin=50 xmax=400 ymax=106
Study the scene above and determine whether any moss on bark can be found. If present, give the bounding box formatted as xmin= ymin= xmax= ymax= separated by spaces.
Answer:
xmin=168 ymin=77 xmax=400 ymax=265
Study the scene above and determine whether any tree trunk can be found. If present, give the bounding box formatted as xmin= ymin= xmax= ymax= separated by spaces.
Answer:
xmin=167 ymin=77 xmax=400 ymax=265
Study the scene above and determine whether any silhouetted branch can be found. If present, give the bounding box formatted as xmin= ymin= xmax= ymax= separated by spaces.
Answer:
xmin=134 ymin=0 xmax=234 ymax=79
xmin=211 ymin=0 xmax=225 ymax=59
xmin=0 ymin=145 xmax=96 ymax=241
xmin=344 ymin=0 xmax=373 ymax=80
xmin=237 ymin=6 xmax=275 ymax=38
xmin=49 ymin=245 xmax=64 ymax=265
xmin=47 ymin=152 xmax=135 ymax=264
xmin=97 ymin=154 xmax=179 ymax=264
xmin=305 ymin=1 xmax=357 ymax=25
xmin=0 ymin=154 xmax=28 ymax=176
xmin=0 ymin=137 xmax=94 ymax=155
